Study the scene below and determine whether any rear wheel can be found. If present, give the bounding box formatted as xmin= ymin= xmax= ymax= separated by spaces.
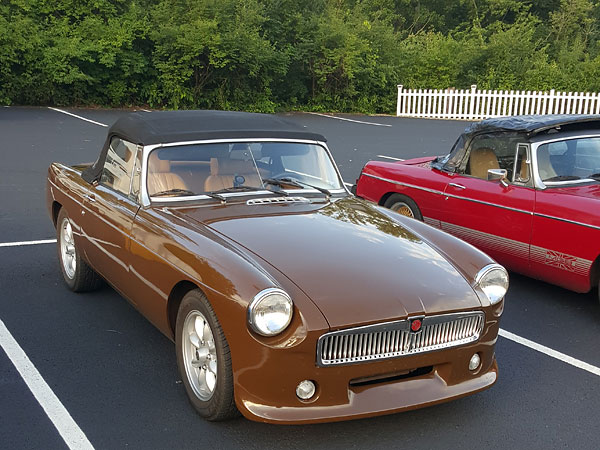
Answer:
xmin=176 ymin=289 xmax=238 ymax=421
xmin=56 ymin=208 xmax=103 ymax=292
xmin=383 ymin=194 xmax=423 ymax=221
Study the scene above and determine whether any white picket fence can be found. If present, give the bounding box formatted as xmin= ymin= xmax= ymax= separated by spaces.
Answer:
xmin=396 ymin=84 xmax=600 ymax=120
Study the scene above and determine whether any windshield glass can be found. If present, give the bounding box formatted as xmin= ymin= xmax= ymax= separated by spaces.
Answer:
xmin=537 ymin=137 xmax=600 ymax=182
xmin=147 ymin=141 xmax=342 ymax=198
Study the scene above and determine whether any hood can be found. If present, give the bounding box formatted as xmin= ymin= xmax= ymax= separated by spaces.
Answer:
xmin=173 ymin=197 xmax=482 ymax=329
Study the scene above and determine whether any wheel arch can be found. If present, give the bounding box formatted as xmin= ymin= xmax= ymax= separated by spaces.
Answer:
xmin=378 ymin=191 xmax=396 ymax=206
xmin=590 ymin=253 xmax=600 ymax=290
xmin=51 ymin=201 xmax=63 ymax=227
xmin=167 ymin=280 xmax=204 ymax=337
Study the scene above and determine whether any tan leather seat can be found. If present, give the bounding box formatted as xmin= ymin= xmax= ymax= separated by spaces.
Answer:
xmin=469 ymin=147 xmax=500 ymax=179
xmin=536 ymin=146 xmax=557 ymax=181
xmin=204 ymin=158 xmax=262 ymax=192
xmin=147 ymin=152 xmax=188 ymax=196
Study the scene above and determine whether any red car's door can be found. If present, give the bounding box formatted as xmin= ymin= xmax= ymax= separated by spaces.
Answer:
xmin=80 ymin=137 xmax=141 ymax=299
xmin=527 ymin=138 xmax=600 ymax=292
xmin=530 ymin=187 xmax=597 ymax=292
xmin=441 ymin=138 xmax=534 ymax=274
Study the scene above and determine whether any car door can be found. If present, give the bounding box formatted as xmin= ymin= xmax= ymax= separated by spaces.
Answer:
xmin=529 ymin=138 xmax=600 ymax=292
xmin=441 ymin=134 xmax=534 ymax=274
xmin=80 ymin=137 xmax=141 ymax=299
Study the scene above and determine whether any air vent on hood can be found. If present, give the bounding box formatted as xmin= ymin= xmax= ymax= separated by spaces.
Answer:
xmin=246 ymin=197 xmax=309 ymax=205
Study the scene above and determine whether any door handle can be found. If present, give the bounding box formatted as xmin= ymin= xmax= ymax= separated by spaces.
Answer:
xmin=85 ymin=194 xmax=96 ymax=202
xmin=448 ymin=183 xmax=466 ymax=190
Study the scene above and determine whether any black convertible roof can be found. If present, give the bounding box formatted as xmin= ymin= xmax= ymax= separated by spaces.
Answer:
xmin=463 ymin=114 xmax=600 ymax=137
xmin=109 ymin=110 xmax=326 ymax=145
xmin=82 ymin=110 xmax=326 ymax=183
xmin=438 ymin=114 xmax=600 ymax=172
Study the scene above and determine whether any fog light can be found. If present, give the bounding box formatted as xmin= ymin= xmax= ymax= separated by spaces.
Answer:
xmin=469 ymin=353 xmax=481 ymax=371
xmin=296 ymin=380 xmax=316 ymax=400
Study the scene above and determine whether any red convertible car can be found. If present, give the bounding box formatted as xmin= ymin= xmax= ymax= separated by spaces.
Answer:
xmin=356 ymin=115 xmax=600 ymax=301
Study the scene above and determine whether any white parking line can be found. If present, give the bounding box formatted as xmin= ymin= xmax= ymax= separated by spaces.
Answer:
xmin=307 ymin=112 xmax=392 ymax=127
xmin=4 ymin=237 xmax=600 ymax=379
xmin=48 ymin=107 xmax=108 ymax=127
xmin=377 ymin=155 xmax=405 ymax=161
xmin=499 ymin=328 xmax=600 ymax=377
xmin=0 ymin=239 xmax=57 ymax=248
xmin=0 ymin=319 xmax=95 ymax=450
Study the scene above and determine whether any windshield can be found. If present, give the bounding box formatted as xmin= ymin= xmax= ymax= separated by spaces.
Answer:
xmin=537 ymin=137 xmax=600 ymax=183
xmin=147 ymin=141 xmax=342 ymax=198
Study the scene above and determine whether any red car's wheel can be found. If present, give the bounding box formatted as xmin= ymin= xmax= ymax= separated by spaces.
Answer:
xmin=56 ymin=208 xmax=103 ymax=292
xmin=383 ymin=194 xmax=423 ymax=221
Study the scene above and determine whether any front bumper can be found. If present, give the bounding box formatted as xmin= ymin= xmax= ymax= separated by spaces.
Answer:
xmin=233 ymin=324 xmax=499 ymax=424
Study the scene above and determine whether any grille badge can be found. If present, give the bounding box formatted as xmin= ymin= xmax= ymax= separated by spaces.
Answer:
xmin=410 ymin=318 xmax=423 ymax=333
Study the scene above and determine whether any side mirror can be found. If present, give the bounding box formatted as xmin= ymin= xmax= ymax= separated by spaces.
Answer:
xmin=487 ymin=169 xmax=508 ymax=187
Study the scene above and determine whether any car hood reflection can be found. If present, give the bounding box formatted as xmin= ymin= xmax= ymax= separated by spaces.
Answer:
xmin=173 ymin=197 xmax=481 ymax=328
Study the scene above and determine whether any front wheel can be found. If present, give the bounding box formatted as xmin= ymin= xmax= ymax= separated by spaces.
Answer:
xmin=383 ymin=194 xmax=423 ymax=221
xmin=56 ymin=208 xmax=103 ymax=292
xmin=176 ymin=289 xmax=238 ymax=421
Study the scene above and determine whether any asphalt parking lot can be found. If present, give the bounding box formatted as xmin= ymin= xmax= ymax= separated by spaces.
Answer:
xmin=1 ymin=107 xmax=599 ymax=450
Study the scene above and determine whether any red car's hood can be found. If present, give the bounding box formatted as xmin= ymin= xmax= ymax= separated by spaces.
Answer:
xmin=178 ymin=197 xmax=482 ymax=329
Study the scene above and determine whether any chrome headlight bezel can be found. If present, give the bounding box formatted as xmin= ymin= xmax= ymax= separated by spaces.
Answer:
xmin=247 ymin=288 xmax=293 ymax=336
xmin=475 ymin=263 xmax=509 ymax=305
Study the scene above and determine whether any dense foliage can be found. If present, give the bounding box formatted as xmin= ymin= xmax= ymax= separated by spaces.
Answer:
xmin=2 ymin=0 xmax=600 ymax=113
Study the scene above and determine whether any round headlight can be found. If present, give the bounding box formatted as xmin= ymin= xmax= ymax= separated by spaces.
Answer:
xmin=247 ymin=288 xmax=293 ymax=336
xmin=475 ymin=264 xmax=509 ymax=305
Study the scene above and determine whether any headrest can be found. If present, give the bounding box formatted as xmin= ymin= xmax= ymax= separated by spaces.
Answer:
xmin=471 ymin=147 xmax=496 ymax=160
xmin=210 ymin=158 xmax=256 ymax=175
xmin=149 ymin=151 xmax=170 ymax=172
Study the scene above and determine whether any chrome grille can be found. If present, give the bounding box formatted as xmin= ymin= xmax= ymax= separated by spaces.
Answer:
xmin=317 ymin=312 xmax=485 ymax=366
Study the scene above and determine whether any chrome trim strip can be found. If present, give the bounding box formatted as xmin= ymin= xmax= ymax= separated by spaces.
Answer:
xmin=149 ymin=189 xmax=345 ymax=203
xmin=362 ymin=173 xmax=444 ymax=196
xmin=445 ymin=194 xmax=532 ymax=215
xmin=316 ymin=311 xmax=485 ymax=367
xmin=363 ymin=173 xmax=533 ymax=215
xmin=368 ymin=173 xmax=600 ymax=229
xmin=533 ymin=213 xmax=600 ymax=231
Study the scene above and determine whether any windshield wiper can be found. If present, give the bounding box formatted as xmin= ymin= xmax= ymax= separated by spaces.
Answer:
xmin=152 ymin=188 xmax=197 ymax=197
xmin=543 ymin=175 xmax=581 ymax=182
xmin=263 ymin=177 xmax=331 ymax=198
xmin=210 ymin=186 xmax=265 ymax=194
xmin=588 ymin=173 xmax=600 ymax=180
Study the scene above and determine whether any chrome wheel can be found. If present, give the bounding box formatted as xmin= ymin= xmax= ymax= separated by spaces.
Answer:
xmin=182 ymin=311 xmax=218 ymax=401
xmin=60 ymin=218 xmax=76 ymax=279
xmin=390 ymin=201 xmax=415 ymax=218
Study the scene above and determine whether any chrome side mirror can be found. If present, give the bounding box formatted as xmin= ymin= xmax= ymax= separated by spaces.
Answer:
xmin=488 ymin=169 xmax=509 ymax=187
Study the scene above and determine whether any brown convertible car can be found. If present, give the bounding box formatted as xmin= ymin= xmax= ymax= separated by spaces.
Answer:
xmin=46 ymin=110 xmax=507 ymax=424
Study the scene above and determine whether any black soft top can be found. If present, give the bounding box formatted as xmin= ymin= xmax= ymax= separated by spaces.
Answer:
xmin=83 ymin=110 xmax=326 ymax=183
xmin=438 ymin=114 xmax=600 ymax=172
xmin=462 ymin=114 xmax=600 ymax=137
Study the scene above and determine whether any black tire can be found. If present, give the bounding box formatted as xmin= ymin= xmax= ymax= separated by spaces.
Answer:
xmin=56 ymin=208 xmax=103 ymax=292
xmin=383 ymin=194 xmax=423 ymax=221
xmin=176 ymin=289 xmax=238 ymax=421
